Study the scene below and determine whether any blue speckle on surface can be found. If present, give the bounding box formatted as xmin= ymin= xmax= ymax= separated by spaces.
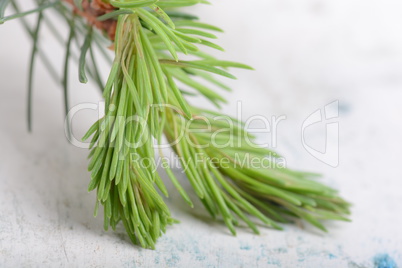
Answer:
xmin=267 ymin=258 xmax=281 ymax=266
xmin=328 ymin=253 xmax=337 ymax=259
xmin=154 ymin=255 xmax=160 ymax=264
xmin=166 ymin=253 xmax=180 ymax=267
xmin=373 ymin=254 xmax=397 ymax=268
xmin=298 ymin=257 xmax=305 ymax=263
xmin=240 ymin=245 xmax=251 ymax=251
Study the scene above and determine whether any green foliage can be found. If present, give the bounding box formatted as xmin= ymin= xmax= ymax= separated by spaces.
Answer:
xmin=2 ymin=0 xmax=350 ymax=249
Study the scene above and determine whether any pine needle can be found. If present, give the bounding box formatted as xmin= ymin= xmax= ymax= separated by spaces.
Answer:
xmin=62 ymin=15 xmax=75 ymax=140
xmin=27 ymin=6 xmax=44 ymax=132
xmin=0 ymin=1 xmax=57 ymax=24
xmin=78 ymin=26 xmax=93 ymax=83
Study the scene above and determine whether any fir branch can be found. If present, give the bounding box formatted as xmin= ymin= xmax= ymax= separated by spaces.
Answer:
xmin=2 ymin=0 xmax=351 ymax=249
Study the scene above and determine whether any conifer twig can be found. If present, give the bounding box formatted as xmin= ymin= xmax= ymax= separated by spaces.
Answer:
xmin=1 ymin=0 xmax=351 ymax=249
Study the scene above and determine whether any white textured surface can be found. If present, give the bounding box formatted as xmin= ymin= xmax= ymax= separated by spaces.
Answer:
xmin=1 ymin=0 xmax=402 ymax=267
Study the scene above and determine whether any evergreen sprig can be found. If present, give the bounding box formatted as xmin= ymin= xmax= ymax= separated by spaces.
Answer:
xmin=1 ymin=0 xmax=350 ymax=249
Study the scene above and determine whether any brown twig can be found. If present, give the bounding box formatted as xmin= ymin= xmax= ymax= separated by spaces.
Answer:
xmin=63 ymin=0 xmax=117 ymax=40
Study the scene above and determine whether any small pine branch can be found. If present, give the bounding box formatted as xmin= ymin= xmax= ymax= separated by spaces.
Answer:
xmin=2 ymin=0 xmax=351 ymax=249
